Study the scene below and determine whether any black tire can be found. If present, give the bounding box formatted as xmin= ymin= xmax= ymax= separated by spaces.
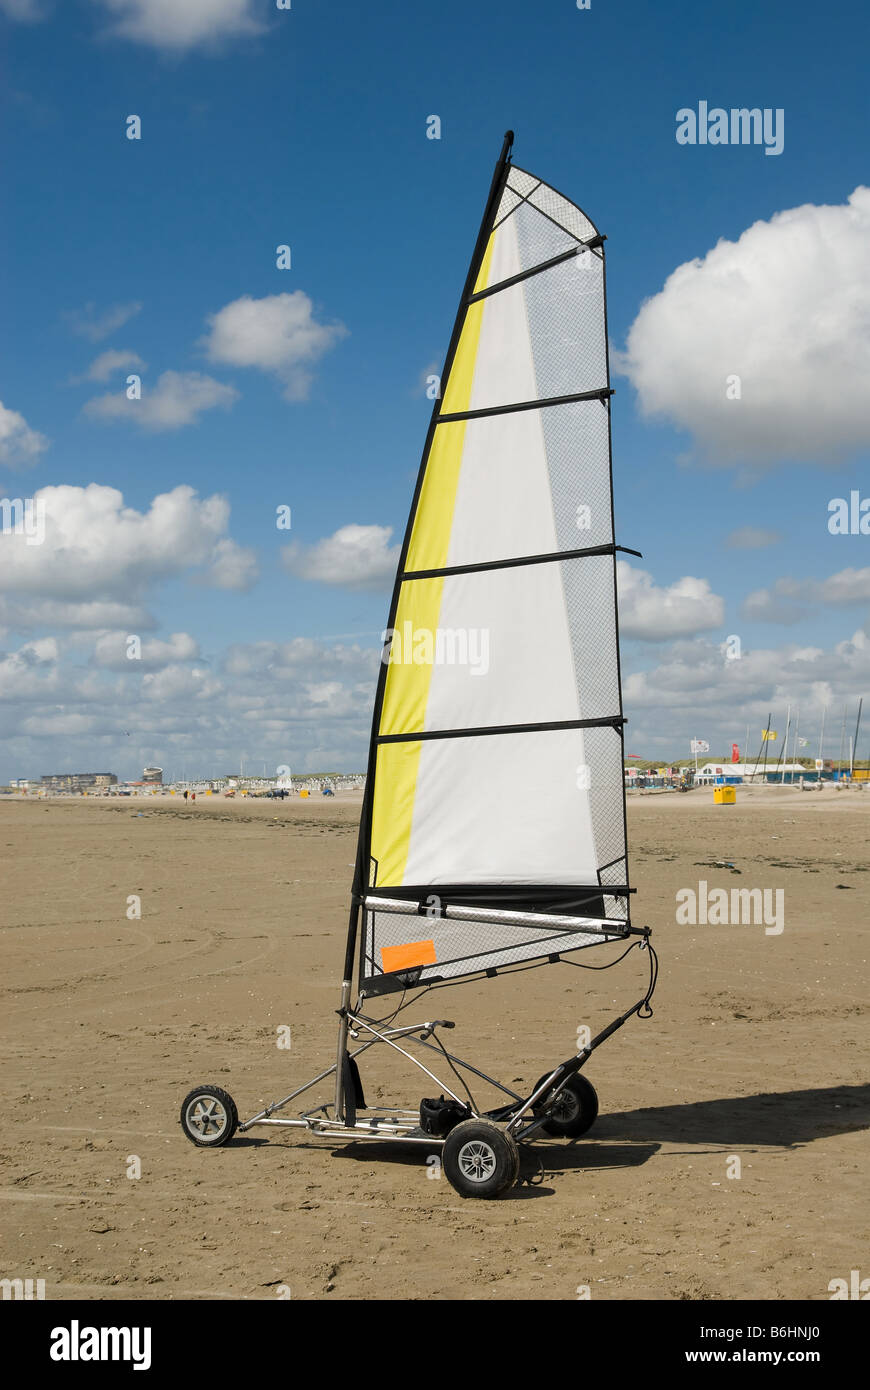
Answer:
xmin=180 ymin=1085 xmax=238 ymax=1147
xmin=533 ymin=1072 xmax=598 ymax=1138
xmin=442 ymin=1119 xmax=520 ymax=1199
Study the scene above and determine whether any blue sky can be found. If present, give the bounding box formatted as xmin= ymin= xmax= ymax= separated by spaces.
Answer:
xmin=1 ymin=0 xmax=869 ymax=778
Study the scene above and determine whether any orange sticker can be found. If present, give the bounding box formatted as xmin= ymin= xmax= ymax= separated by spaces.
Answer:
xmin=381 ymin=940 xmax=437 ymax=973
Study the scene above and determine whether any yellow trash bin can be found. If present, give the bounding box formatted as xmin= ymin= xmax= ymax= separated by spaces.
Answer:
xmin=299 ymin=788 xmax=309 ymax=798
xmin=713 ymin=786 xmax=736 ymax=804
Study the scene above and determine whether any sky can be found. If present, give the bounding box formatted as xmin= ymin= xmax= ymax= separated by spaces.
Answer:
xmin=1 ymin=0 xmax=869 ymax=780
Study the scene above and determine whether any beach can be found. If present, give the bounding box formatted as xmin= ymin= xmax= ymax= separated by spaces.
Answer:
xmin=1 ymin=787 xmax=867 ymax=1301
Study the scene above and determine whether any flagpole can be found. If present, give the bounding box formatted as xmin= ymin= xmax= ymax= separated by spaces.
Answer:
xmin=761 ymin=713 xmax=771 ymax=782
xmin=818 ymin=704 xmax=826 ymax=783
xmin=792 ymin=705 xmax=800 ymax=783
xmin=780 ymin=704 xmax=791 ymax=784
xmin=838 ymin=704 xmax=847 ymax=780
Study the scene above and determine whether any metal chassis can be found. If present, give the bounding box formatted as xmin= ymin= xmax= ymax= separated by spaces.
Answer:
xmin=237 ymin=939 xmax=653 ymax=1149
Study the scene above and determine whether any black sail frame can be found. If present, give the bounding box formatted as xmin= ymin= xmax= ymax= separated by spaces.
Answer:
xmin=342 ymin=132 xmax=637 ymax=1007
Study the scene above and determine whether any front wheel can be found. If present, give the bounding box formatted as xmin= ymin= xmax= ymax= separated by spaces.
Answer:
xmin=533 ymin=1072 xmax=598 ymax=1138
xmin=442 ymin=1120 xmax=520 ymax=1199
xmin=180 ymin=1085 xmax=238 ymax=1147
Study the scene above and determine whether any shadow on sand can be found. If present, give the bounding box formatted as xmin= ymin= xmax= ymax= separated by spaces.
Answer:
xmin=231 ymin=1085 xmax=868 ymax=1197
xmin=594 ymin=1082 xmax=870 ymax=1148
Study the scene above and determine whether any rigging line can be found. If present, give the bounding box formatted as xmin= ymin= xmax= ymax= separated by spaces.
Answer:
xmin=436 ymin=386 xmax=612 ymax=424
xmin=377 ymin=715 xmax=626 ymax=745
xmin=400 ymin=541 xmax=643 ymax=582
xmin=466 ymin=236 xmax=605 ymax=304
xmin=358 ymin=987 xmax=409 ymax=1029
xmin=429 ymin=1031 xmax=479 ymax=1113
xmin=560 ymin=940 xmax=642 ymax=971
xmin=639 ymin=940 xmax=659 ymax=1017
xmin=562 ymin=936 xmax=657 ymax=1014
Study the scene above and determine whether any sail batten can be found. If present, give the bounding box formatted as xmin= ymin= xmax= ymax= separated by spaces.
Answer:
xmin=350 ymin=136 xmax=631 ymax=997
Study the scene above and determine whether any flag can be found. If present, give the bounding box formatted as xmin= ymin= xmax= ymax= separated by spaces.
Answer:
xmin=691 ymin=739 xmax=709 ymax=754
xmin=798 ymin=737 xmax=809 ymax=747
xmin=731 ymin=743 xmax=739 ymax=762
xmin=762 ymin=729 xmax=778 ymax=741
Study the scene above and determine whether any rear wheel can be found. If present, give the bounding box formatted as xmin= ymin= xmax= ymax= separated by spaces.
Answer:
xmin=180 ymin=1085 xmax=238 ymax=1147
xmin=533 ymin=1072 xmax=598 ymax=1138
xmin=442 ymin=1120 xmax=519 ymax=1199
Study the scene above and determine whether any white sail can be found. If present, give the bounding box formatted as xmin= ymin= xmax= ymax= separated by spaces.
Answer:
xmin=352 ymin=138 xmax=632 ymax=995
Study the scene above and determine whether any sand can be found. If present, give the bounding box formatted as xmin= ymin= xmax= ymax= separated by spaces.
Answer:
xmin=1 ymin=786 xmax=867 ymax=1301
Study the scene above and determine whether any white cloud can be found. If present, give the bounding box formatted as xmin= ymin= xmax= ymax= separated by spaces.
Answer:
xmin=0 ymin=400 xmax=49 ymax=467
xmin=141 ymin=664 xmax=222 ymax=702
xmin=202 ymin=292 xmax=348 ymax=401
xmin=620 ymin=630 xmax=870 ymax=756
xmin=742 ymin=567 xmax=870 ymax=623
xmin=617 ymin=561 xmax=724 ymax=639
xmin=725 ymin=526 xmax=781 ymax=549
xmin=65 ymin=300 xmax=142 ymax=342
xmin=92 ymin=631 xmax=200 ymax=670
xmin=0 ymin=638 xmax=58 ymax=701
xmin=817 ymin=568 xmax=870 ymax=605
xmin=0 ymin=633 xmax=379 ymax=781
xmin=620 ymin=187 xmax=870 ymax=466
xmin=0 ymin=484 xmax=259 ymax=628
xmin=200 ymin=537 xmax=259 ymax=592
xmin=741 ymin=587 xmax=810 ymax=625
xmin=282 ymin=524 xmax=399 ymax=590
xmin=84 ymin=370 xmax=238 ymax=431
xmin=0 ymin=597 xmax=153 ymax=631
xmin=93 ymin=0 xmax=263 ymax=51
xmin=74 ymin=349 xmax=146 ymax=383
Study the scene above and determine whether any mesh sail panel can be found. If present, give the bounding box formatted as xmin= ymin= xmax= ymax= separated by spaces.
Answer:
xmin=380 ymin=555 xmax=619 ymax=735
xmin=362 ymin=903 xmax=625 ymax=994
xmin=359 ymin=156 xmax=629 ymax=996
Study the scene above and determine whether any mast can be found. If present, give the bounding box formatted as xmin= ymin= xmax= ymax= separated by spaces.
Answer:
xmin=818 ymin=704 xmax=826 ymax=782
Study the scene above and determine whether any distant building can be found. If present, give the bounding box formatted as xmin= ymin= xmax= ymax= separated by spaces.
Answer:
xmin=142 ymin=766 xmax=163 ymax=785
xmin=40 ymin=772 xmax=118 ymax=792
xmin=694 ymin=761 xmax=808 ymax=785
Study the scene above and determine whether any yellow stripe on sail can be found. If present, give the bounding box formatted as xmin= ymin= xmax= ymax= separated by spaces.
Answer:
xmin=370 ymin=231 xmax=496 ymax=886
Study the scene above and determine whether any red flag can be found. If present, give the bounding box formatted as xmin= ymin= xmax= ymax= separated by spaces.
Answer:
xmin=731 ymin=743 xmax=739 ymax=762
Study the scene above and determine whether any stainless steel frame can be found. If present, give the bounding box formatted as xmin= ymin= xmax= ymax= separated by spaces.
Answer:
xmin=234 ymin=961 xmax=654 ymax=1147
xmin=237 ymin=1005 xmax=532 ymax=1146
